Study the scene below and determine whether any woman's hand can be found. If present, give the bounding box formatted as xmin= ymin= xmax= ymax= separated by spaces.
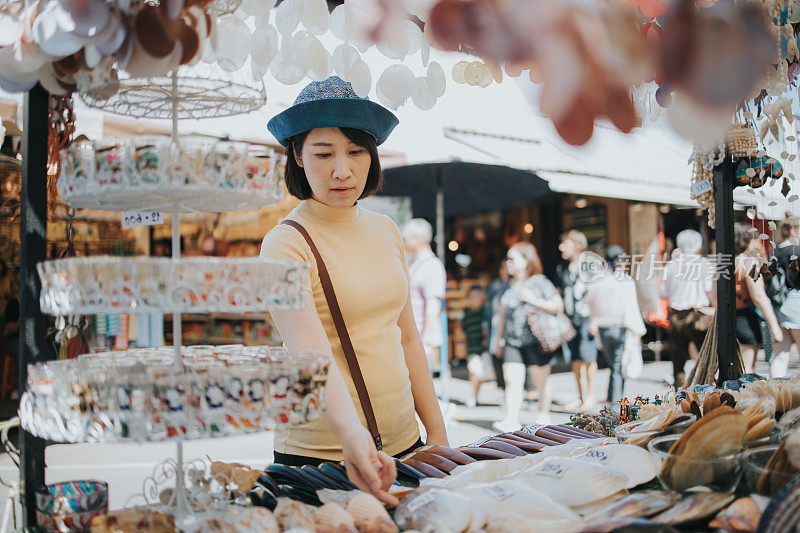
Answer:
xmin=341 ymin=426 xmax=399 ymax=506
xmin=771 ymin=325 xmax=784 ymax=344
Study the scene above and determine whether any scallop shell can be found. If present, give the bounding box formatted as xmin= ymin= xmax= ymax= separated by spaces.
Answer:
xmin=228 ymin=507 xmax=279 ymax=533
xmin=274 ymin=497 xmax=317 ymax=531
xmin=574 ymin=444 xmax=656 ymax=489
xmin=571 ymin=490 xmax=628 ymax=517
xmin=510 ymin=456 xmax=629 ymax=507
xmin=458 ymin=480 xmax=582 ymax=533
xmin=346 ymin=492 xmax=390 ymax=523
xmin=661 ymin=406 xmax=746 ymax=490
xmin=653 ymin=492 xmax=734 ymax=525
xmin=353 ymin=517 xmax=399 ymax=533
xmin=757 ymin=472 xmax=800 ymax=532
xmin=583 ymin=490 xmax=678 ymax=523
xmin=394 ymin=487 xmax=481 ymax=533
xmin=314 ymin=502 xmax=354 ymax=528
xmin=709 ymin=496 xmax=769 ymax=532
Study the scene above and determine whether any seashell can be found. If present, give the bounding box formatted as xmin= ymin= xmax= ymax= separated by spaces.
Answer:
xmin=346 ymin=492 xmax=390 ymax=523
xmin=661 ymin=406 xmax=746 ymax=490
xmin=314 ymin=502 xmax=354 ymax=528
xmin=458 ymin=480 xmax=582 ymax=532
xmin=779 ymin=407 xmax=800 ymax=430
xmin=584 ymin=490 xmax=678 ymax=523
xmin=200 ymin=517 xmax=236 ymax=532
xmin=510 ymin=456 xmax=628 ymax=507
xmin=426 ymin=61 xmax=446 ymax=98
xmin=745 ymin=417 xmax=775 ymax=443
xmin=708 ymin=495 xmax=769 ymax=533
xmin=703 ymin=392 xmax=721 ymax=413
xmin=354 ymin=517 xmax=398 ymax=533
xmin=377 ymin=64 xmax=414 ymax=103
xmin=394 ymin=487 xmax=482 ymax=533
xmin=216 ymin=15 xmax=251 ymax=72
xmin=571 ymin=490 xmax=628 ymax=517
xmin=274 ymin=497 xmax=317 ymax=531
xmin=756 ymin=472 xmax=800 ymax=532
xmin=228 ymin=506 xmax=280 ymax=533
xmin=652 ymin=492 xmax=734 ymax=525
xmin=574 ymin=444 xmax=656 ymax=488
xmin=275 ymin=0 xmax=299 ymax=35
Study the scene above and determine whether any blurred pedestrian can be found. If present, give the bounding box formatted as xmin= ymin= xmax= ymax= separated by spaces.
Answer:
xmin=734 ymin=223 xmax=783 ymax=373
xmin=463 ymin=285 xmax=491 ymax=407
xmin=402 ymin=219 xmax=447 ymax=375
xmin=493 ymin=242 xmax=564 ymax=431
xmin=486 ymin=262 xmax=511 ymax=389
xmin=660 ymin=229 xmax=715 ymax=388
xmin=586 ymin=246 xmax=646 ymax=405
xmin=768 ymin=217 xmax=800 ymax=377
xmin=557 ymin=230 xmax=598 ymax=410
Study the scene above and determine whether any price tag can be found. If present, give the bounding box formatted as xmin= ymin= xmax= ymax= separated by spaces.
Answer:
xmin=122 ymin=210 xmax=164 ymax=229
xmin=483 ymin=484 xmax=515 ymax=501
xmin=535 ymin=461 xmax=565 ymax=479
xmin=582 ymin=449 xmax=609 ymax=464
xmin=691 ymin=180 xmax=712 ymax=198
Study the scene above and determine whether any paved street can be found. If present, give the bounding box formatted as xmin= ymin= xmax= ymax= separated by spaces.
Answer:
xmin=0 ymin=356 xmax=798 ymax=519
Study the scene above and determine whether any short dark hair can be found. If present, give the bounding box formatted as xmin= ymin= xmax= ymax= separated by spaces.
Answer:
xmin=283 ymin=127 xmax=383 ymax=200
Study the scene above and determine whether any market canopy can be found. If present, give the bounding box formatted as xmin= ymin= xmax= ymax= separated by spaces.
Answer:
xmin=379 ymin=161 xmax=552 ymax=218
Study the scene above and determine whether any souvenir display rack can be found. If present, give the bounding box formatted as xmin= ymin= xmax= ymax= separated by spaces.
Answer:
xmin=15 ymin=64 xmax=310 ymax=527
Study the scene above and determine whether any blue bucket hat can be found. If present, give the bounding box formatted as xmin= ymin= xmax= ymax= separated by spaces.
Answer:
xmin=267 ymin=76 xmax=399 ymax=147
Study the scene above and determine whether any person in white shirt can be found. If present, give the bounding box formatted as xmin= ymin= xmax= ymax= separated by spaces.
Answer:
xmin=586 ymin=246 xmax=646 ymax=404
xmin=402 ymin=219 xmax=447 ymax=374
xmin=659 ymin=230 xmax=715 ymax=388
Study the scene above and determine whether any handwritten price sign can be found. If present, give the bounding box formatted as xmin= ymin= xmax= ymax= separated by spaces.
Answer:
xmin=122 ymin=210 xmax=164 ymax=230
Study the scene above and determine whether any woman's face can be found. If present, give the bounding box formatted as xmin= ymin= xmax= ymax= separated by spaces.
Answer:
xmin=505 ymin=248 xmax=528 ymax=278
xmin=295 ymin=127 xmax=372 ymax=208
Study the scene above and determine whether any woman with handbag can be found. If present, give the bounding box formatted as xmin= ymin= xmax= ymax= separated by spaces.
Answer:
xmin=492 ymin=242 xmax=565 ymax=431
xmin=260 ymin=76 xmax=447 ymax=506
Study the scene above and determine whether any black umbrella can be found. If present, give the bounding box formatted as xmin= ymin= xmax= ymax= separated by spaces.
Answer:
xmin=379 ymin=162 xmax=552 ymax=219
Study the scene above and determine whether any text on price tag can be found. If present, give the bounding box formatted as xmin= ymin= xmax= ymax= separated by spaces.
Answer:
xmin=122 ymin=210 xmax=164 ymax=229
xmin=691 ymin=180 xmax=712 ymax=198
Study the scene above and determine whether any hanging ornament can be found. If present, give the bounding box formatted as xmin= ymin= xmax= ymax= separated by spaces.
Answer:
xmin=782 ymin=177 xmax=791 ymax=197
xmin=790 ymin=257 xmax=799 ymax=275
xmin=749 ymin=262 xmax=759 ymax=280
xmin=655 ymin=83 xmax=672 ymax=108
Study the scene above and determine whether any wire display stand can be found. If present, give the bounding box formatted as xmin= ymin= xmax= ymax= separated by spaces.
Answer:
xmin=20 ymin=68 xmax=310 ymax=529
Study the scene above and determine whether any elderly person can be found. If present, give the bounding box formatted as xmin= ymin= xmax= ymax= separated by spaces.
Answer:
xmin=402 ymin=219 xmax=447 ymax=374
xmin=261 ymin=76 xmax=446 ymax=505
xmin=660 ymin=229 xmax=715 ymax=388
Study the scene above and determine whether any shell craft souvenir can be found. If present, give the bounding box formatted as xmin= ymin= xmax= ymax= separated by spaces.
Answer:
xmin=393 ymin=486 xmax=486 ymax=533
xmin=509 ymin=456 xmax=629 ymax=507
xmin=659 ymin=406 xmax=746 ymax=491
xmin=652 ymin=492 xmax=734 ymax=526
xmin=573 ymin=444 xmax=656 ymax=488
xmin=583 ymin=491 xmax=678 ymax=524
xmin=458 ymin=480 xmax=583 ymax=533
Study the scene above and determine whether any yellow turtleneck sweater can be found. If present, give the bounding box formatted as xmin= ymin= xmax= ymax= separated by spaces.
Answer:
xmin=260 ymin=198 xmax=420 ymax=459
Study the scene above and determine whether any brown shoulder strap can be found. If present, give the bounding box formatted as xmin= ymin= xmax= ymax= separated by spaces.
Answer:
xmin=281 ymin=219 xmax=383 ymax=450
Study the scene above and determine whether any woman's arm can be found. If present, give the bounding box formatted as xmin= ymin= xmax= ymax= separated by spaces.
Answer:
xmin=398 ymin=293 xmax=448 ymax=447
xmin=270 ymin=293 xmax=398 ymax=505
xmin=520 ymin=289 xmax=564 ymax=315
xmin=745 ymin=271 xmax=784 ymax=343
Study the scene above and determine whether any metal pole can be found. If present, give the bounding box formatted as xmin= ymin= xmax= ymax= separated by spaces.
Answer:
xmin=434 ymin=170 xmax=450 ymax=403
xmin=18 ymin=84 xmax=50 ymax=526
xmin=714 ymin=159 xmax=737 ymax=383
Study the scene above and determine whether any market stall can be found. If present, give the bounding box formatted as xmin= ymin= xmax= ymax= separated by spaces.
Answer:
xmin=4 ymin=0 xmax=800 ymax=531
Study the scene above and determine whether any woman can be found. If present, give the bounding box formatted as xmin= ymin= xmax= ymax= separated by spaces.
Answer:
xmin=492 ymin=242 xmax=564 ymax=431
xmin=557 ymin=230 xmax=598 ymax=410
xmin=260 ymin=76 xmax=447 ymax=505
xmin=734 ymin=223 xmax=783 ymax=373
xmin=769 ymin=217 xmax=800 ymax=377
xmin=586 ymin=246 xmax=646 ymax=405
